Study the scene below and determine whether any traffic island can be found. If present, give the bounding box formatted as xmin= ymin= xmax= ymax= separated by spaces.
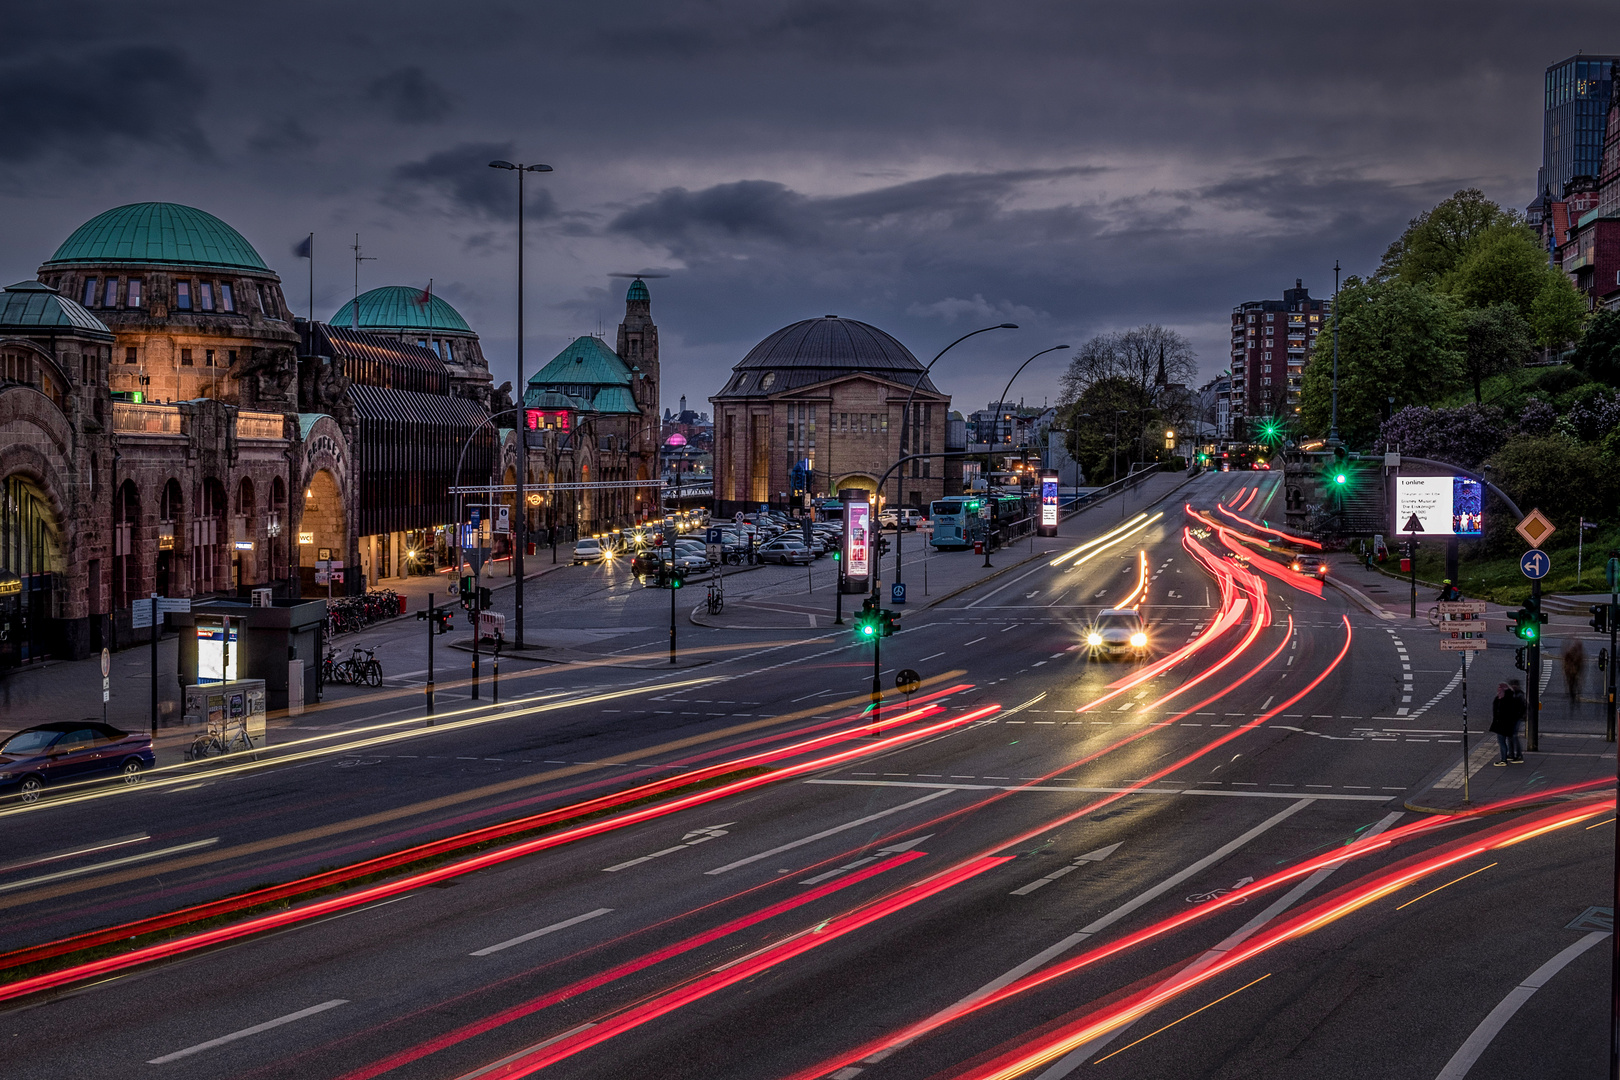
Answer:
xmin=1401 ymin=737 xmax=1614 ymax=814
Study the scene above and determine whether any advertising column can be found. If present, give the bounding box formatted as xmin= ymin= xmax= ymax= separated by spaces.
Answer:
xmin=841 ymin=488 xmax=871 ymax=595
xmin=1039 ymin=473 xmax=1060 ymax=537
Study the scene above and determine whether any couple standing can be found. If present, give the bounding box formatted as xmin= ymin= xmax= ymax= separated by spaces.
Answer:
xmin=1490 ymin=679 xmax=1528 ymax=765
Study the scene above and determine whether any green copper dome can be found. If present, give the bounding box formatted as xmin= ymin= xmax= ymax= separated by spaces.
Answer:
xmin=625 ymin=277 xmax=650 ymax=302
xmin=332 ymin=286 xmax=472 ymax=333
xmin=45 ymin=203 xmax=270 ymax=271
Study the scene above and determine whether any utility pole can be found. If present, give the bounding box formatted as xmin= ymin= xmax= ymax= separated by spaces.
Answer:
xmin=1329 ymin=259 xmax=1341 ymax=446
xmin=1527 ymin=578 xmax=1541 ymax=752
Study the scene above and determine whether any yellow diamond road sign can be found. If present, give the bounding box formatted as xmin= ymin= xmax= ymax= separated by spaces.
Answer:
xmin=1515 ymin=509 xmax=1556 ymax=549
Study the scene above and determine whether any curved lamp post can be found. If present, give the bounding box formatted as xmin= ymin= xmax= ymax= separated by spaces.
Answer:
xmin=488 ymin=159 xmax=553 ymax=649
xmin=889 ymin=323 xmax=1017 ymax=591
xmin=979 ymin=344 xmax=1069 ymax=567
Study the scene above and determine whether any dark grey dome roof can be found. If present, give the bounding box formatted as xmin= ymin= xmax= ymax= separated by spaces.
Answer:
xmin=722 ymin=315 xmax=937 ymax=397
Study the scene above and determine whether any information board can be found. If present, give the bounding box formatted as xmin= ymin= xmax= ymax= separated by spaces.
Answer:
xmin=1041 ymin=477 xmax=1059 ymax=529
xmin=1394 ymin=475 xmax=1483 ymax=536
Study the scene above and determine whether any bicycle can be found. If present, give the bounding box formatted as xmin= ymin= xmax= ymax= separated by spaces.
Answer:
xmin=347 ymin=646 xmax=382 ymax=688
xmin=706 ymin=581 xmax=724 ymax=615
xmin=188 ymin=714 xmax=255 ymax=759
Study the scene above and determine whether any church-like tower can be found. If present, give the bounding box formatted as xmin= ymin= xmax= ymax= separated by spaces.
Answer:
xmin=615 ymin=276 xmax=660 ymax=458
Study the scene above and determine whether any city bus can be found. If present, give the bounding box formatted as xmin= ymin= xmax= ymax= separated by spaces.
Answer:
xmin=930 ymin=492 xmax=1033 ymax=550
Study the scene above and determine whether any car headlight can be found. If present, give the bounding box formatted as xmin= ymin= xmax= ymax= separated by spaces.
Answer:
xmin=1291 ymin=563 xmax=1300 ymax=570
xmin=1130 ymin=632 xmax=1147 ymax=648
xmin=1086 ymin=632 xmax=1103 ymax=646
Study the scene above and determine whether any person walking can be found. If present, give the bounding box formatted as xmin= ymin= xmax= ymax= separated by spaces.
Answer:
xmin=1490 ymin=680 xmax=1526 ymax=765
xmin=1562 ymin=639 xmax=1586 ymax=703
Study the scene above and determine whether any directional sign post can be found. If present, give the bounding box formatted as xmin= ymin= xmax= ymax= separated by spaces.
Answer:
xmin=1520 ymin=550 xmax=1552 ymax=580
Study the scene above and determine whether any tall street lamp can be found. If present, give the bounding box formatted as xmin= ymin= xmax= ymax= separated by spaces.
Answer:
xmin=1329 ymin=259 xmax=1341 ymax=446
xmin=488 ymin=158 xmax=553 ymax=649
xmin=890 ymin=322 xmax=1017 ymax=591
xmin=978 ymin=344 xmax=1069 ymax=568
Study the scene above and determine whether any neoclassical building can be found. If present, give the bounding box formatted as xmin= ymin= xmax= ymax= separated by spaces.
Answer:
xmin=710 ymin=315 xmax=951 ymax=517
xmin=334 ymin=285 xmax=498 ymax=410
xmin=0 ymin=202 xmax=503 ymax=668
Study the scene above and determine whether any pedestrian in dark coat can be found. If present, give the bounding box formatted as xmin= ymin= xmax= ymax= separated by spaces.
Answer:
xmin=1490 ymin=681 xmax=1526 ymax=764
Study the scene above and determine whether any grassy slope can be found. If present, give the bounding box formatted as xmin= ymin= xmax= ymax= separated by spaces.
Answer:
xmin=1395 ymin=526 xmax=1620 ymax=604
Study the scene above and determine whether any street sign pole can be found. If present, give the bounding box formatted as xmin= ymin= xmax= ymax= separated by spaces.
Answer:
xmin=1403 ymin=515 xmax=1421 ymax=619
xmin=426 ymin=596 xmax=436 ymax=719
xmin=1460 ymin=650 xmax=1470 ymax=805
xmin=1529 ymin=575 xmax=1541 ymax=753
xmin=1611 ymin=552 xmax=1620 ymax=1080
xmin=147 ymin=595 xmax=159 ymax=737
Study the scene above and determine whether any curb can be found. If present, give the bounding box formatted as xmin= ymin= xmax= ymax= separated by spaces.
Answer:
xmin=1325 ymin=575 xmax=1397 ymax=620
xmin=1402 ymin=791 xmax=1601 ymax=816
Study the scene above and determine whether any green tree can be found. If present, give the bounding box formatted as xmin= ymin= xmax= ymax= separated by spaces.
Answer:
xmin=1458 ymin=303 xmax=1531 ymax=403
xmin=1299 ymin=277 xmax=1463 ymax=445
xmin=1530 ymin=272 xmax=1590 ymax=350
xmin=1486 ymin=434 xmax=1620 ymax=538
xmin=1442 ymin=224 xmax=1557 ymax=313
xmin=1377 ymin=189 xmax=1521 ymax=285
xmin=1062 ymin=375 xmax=1145 ymax=484
xmin=1572 ymin=306 xmax=1620 ymax=386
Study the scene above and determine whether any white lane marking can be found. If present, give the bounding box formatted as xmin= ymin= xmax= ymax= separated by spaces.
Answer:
xmin=469 ymin=908 xmax=613 ymax=957
xmin=1034 ymin=812 xmax=1406 ymax=1075
xmin=800 ymin=836 xmax=932 ymax=885
xmin=807 ymin=779 xmax=1389 ymax=802
xmin=603 ymin=824 xmax=734 ymax=872
xmin=1 ymin=838 xmax=218 ymax=895
xmin=147 ymin=999 xmax=349 ymax=1064
xmin=963 ymin=636 xmax=987 ymax=646
xmin=1011 ymin=843 xmax=1121 ymax=895
xmin=705 ymin=791 xmax=953 ymax=875
xmin=964 ymin=560 xmax=1056 ymax=609
xmin=867 ymin=800 xmax=1316 ymax=1065
xmin=1434 ymin=931 xmax=1611 ymax=1080
xmin=0 ymin=832 xmax=149 ymax=876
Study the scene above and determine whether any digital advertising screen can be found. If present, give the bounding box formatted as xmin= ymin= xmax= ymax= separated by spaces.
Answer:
xmin=196 ymin=620 xmax=239 ymax=683
xmin=1394 ymin=476 xmax=1483 ymax=536
xmin=1041 ymin=477 xmax=1059 ymax=528
xmin=845 ymin=501 xmax=871 ymax=580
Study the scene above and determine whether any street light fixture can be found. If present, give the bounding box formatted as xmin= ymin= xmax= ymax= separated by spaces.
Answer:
xmin=978 ymin=344 xmax=1069 ymax=569
xmin=888 ymin=322 xmax=1017 ymax=594
xmin=487 ymin=158 xmax=553 ymax=649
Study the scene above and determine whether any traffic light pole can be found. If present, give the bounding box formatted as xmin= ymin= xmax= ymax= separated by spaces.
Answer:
xmin=870 ymin=618 xmax=882 ymax=732
xmin=426 ymin=597 xmax=436 ymax=717
xmin=1527 ymin=578 xmax=1540 ymax=753
xmin=471 ymin=586 xmax=481 ymax=700
xmin=1611 ymin=555 xmax=1620 ymax=1080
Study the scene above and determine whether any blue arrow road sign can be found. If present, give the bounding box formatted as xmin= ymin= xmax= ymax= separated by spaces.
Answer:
xmin=1520 ymin=550 xmax=1551 ymax=580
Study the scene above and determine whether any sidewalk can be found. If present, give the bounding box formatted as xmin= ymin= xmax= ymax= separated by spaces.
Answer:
xmin=691 ymin=469 xmax=1200 ymax=631
xmin=1403 ymin=732 xmax=1614 ymax=814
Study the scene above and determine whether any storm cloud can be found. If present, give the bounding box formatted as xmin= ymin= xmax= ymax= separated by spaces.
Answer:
xmin=0 ymin=0 xmax=1603 ymax=411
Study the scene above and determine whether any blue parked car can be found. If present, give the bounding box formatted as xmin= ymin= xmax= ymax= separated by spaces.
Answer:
xmin=0 ymin=721 xmax=154 ymax=803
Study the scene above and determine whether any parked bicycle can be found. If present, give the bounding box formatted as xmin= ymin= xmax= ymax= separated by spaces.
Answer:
xmin=323 ymin=645 xmax=383 ymax=687
xmin=325 ymin=589 xmax=401 ymax=638
xmin=706 ymin=579 xmax=724 ymax=615
xmin=187 ymin=713 xmax=255 ymax=760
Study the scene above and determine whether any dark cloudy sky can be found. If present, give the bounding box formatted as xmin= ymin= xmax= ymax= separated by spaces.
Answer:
xmin=0 ymin=2 xmax=1607 ymax=413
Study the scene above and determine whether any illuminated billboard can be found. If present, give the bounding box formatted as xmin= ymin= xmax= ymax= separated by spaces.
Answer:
xmin=845 ymin=500 xmax=871 ymax=580
xmin=1041 ymin=476 xmax=1059 ymax=528
xmin=1394 ymin=476 xmax=1483 ymax=537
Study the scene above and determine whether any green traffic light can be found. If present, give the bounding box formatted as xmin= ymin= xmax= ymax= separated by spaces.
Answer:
xmin=1334 ymin=472 xmax=1347 ymax=485
xmin=862 ymin=624 xmax=875 ymax=636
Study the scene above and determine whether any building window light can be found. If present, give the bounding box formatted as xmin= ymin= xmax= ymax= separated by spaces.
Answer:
xmin=199 ymin=283 xmax=215 ymax=311
xmin=221 ymin=284 xmax=235 ymax=312
xmin=127 ymin=279 xmax=142 ymax=308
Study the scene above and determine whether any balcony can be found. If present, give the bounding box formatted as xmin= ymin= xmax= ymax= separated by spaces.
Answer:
xmin=112 ymin=402 xmax=182 ymax=435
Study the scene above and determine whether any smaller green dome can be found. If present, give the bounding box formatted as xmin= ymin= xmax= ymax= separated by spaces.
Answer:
xmin=333 ymin=286 xmax=472 ymax=333
xmin=45 ymin=203 xmax=270 ymax=271
xmin=0 ymin=281 xmax=113 ymax=340
xmin=626 ymin=277 xmax=649 ymax=302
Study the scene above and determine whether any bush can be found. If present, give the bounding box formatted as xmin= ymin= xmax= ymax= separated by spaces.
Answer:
xmin=1530 ymin=365 xmax=1590 ymax=397
xmin=1378 ymin=404 xmax=1507 ymax=470
xmin=1484 ymin=434 xmax=1620 ymax=549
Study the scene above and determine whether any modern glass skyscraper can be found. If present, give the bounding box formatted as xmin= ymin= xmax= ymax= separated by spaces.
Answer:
xmin=1538 ymin=55 xmax=1620 ymax=202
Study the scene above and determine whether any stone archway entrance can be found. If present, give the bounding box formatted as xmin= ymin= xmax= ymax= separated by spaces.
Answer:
xmin=0 ymin=472 xmax=64 ymax=669
xmin=300 ymin=468 xmax=346 ymax=596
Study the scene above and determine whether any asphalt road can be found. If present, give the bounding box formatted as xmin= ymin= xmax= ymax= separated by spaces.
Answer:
xmin=2 ymin=471 xmax=1612 ymax=1080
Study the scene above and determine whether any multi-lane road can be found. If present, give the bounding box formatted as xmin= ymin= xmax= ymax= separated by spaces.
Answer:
xmin=2 ymin=471 xmax=1612 ymax=1080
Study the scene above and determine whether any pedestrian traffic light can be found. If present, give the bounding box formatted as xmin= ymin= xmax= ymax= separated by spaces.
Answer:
xmin=855 ymin=597 xmax=879 ymax=638
xmin=876 ymin=535 xmax=891 ymax=557
xmin=1258 ymin=419 xmax=1283 ymax=445
xmin=668 ymin=568 xmax=683 ymax=589
xmin=1592 ymin=604 xmax=1611 ymax=634
xmin=1514 ymin=646 xmax=1526 ymax=671
xmin=479 ymin=587 xmax=492 ymax=608
xmin=459 ymin=575 xmax=474 ymax=601
xmin=434 ymin=608 xmax=454 ymax=633
xmin=1508 ymin=603 xmax=1545 ymax=642
xmin=1330 ymin=445 xmax=1349 ymax=486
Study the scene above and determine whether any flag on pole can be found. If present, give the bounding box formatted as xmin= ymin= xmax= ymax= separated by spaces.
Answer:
xmin=293 ymin=235 xmax=313 ymax=259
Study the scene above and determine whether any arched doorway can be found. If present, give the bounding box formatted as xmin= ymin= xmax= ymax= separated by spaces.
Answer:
xmin=113 ymin=480 xmax=140 ymax=610
xmin=300 ymin=468 xmax=346 ymax=596
xmin=158 ymin=479 xmax=183 ymax=596
xmin=0 ymin=473 xmax=65 ymax=669
xmin=234 ymin=477 xmax=256 ymax=592
xmin=835 ymin=474 xmax=878 ymax=495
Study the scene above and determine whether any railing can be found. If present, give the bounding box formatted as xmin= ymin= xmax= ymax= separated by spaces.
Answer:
xmin=237 ymin=412 xmax=286 ymax=440
xmin=112 ymin=402 xmax=182 ymax=434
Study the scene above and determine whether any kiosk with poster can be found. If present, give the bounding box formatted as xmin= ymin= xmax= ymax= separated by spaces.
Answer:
xmin=840 ymin=488 xmax=871 ymax=595
xmin=1039 ymin=474 xmax=1060 ymax=537
xmin=182 ymin=678 xmax=267 ymax=747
